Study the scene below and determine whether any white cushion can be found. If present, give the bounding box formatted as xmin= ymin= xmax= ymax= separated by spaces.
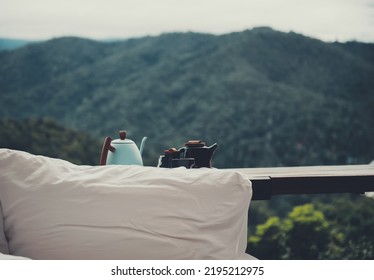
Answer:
xmin=0 ymin=200 xmax=10 ymax=254
xmin=0 ymin=252 xmax=30 ymax=260
xmin=0 ymin=148 xmax=253 ymax=260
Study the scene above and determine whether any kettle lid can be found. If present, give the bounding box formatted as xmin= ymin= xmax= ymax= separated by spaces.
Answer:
xmin=111 ymin=131 xmax=135 ymax=144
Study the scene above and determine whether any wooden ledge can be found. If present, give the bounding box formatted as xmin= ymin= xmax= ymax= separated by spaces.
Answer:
xmin=226 ymin=164 xmax=374 ymax=200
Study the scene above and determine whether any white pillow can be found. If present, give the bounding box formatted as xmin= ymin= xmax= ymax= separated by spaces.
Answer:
xmin=0 ymin=252 xmax=30 ymax=260
xmin=0 ymin=200 xmax=10 ymax=254
xmin=0 ymin=148 xmax=253 ymax=260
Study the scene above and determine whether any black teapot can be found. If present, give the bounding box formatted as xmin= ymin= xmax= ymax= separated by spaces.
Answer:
xmin=158 ymin=140 xmax=218 ymax=168
xmin=157 ymin=148 xmax=182 ymax=168
xmin=179 ymin=140 xmax=218 ymax=168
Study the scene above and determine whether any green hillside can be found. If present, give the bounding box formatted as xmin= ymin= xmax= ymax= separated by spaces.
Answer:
xmin=0 ymin=118 xmax=101 ymax=165
xmin=1 ymin=27 xmax=373 ymax=167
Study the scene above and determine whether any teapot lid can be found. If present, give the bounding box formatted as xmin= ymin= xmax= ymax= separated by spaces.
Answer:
xmin=111 ymin=131 xmax=135 ymax=144
xmin=164 ymin=148 xmax=181 ymax=155
xmin=184 ymin=140 xmax=205 ymax=148
xmin=164 ymin=148 xmax=181 ymax=154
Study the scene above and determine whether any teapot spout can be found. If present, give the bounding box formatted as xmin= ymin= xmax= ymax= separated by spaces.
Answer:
xmin=139 ymin=137 xmax=148 ymax=156
xmin=208 ymin=143 xmax=219 ymax=153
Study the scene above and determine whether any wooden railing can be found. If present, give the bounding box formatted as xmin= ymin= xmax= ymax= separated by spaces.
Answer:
xmin=227 ymin=164 xmax=374 ymax=200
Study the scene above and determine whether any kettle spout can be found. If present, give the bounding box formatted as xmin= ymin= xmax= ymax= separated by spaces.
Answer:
xmin=139 ymin=137 xmax=148 ymax=156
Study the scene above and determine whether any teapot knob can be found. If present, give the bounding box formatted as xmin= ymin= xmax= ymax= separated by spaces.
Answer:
xmin=185 ymin=140 xmax=205 ymax=147
xmin=119 ymin=130 xmax=127 ymax=140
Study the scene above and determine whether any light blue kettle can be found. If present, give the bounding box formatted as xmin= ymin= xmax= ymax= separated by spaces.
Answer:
xmin=99 ymin=131 xmax=147 ymax=165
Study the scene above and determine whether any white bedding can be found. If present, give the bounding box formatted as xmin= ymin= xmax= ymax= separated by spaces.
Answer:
xmin=0 ymin=252 xmax=30 ymax=260
xmin=0 ymin=148 xmax=254 ymax=260
xmin=0 ymin=200 xmax=9 ymax=254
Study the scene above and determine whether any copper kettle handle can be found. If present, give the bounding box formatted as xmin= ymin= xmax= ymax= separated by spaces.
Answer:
xmin=99 ymin=137 xmax=115 ymax=165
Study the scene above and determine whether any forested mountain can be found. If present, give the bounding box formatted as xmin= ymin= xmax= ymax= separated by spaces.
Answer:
xmin=1 ymin=27 xmax=373 ymax=167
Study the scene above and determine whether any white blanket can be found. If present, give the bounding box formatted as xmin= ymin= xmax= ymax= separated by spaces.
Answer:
xmin=0 ymin=148 xmax=254 ymax=260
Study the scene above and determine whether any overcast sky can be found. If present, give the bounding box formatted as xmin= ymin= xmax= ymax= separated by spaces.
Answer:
xmin=1 ymin=0 xmax=374 ymax=42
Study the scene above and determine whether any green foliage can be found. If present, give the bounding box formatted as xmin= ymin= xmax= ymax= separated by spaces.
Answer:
xmin=249 ymin=216 xmax=287 ymax=259
xmin=0 ymin=118 xmax=101 ymax=165
xmin=317 ymin=194 xmax=374 ymax=259
xmin=284 ymin=204 xmax=332 ymax=259
xmin=248 ymin=200 xmax=374 ymax=260
xmin=249 ymin=204 xmax=337 ymax=259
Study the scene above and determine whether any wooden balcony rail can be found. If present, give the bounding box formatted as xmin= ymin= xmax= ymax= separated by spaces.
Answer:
xmin=227 ymin=164 xmax=374 ymax=200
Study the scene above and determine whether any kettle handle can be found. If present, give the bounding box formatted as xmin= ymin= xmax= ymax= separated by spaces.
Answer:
xmin=99 ymin=137 xmax=115 ymax=165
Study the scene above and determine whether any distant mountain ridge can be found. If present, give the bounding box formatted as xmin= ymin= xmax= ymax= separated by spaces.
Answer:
xmin=0 ymin=27 xmax=373 ymax=167
xmin=0 ymin=38 xmax=38 ymax=51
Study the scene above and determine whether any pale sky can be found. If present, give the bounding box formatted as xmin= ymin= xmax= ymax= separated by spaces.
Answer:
xmin=1 ymin=0 xmax=374 ymax=42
